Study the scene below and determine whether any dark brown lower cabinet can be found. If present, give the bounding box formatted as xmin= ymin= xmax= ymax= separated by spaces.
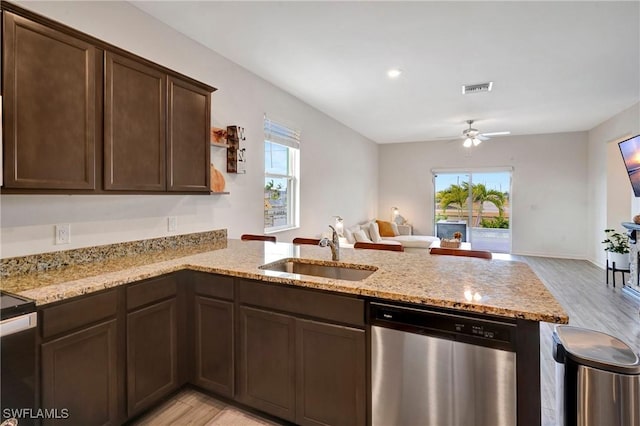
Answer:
xmin=37 ymin=272 xmax=366 ymax=426
xmin=126 ymin=298 xmax=178 ymax=416
xmin=41 ymin=319 xmax=118 ymax=426
xmin=238 ymin=305 xmax=366 ymax=426
xmin=296 ymin=319 xmax=366 ymax=426
xmin=193 ymin=296 xmax=234 ymax=397
xmin=238 ymin=306 xmax=296 ymax=422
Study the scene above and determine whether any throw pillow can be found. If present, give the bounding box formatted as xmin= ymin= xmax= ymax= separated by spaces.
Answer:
xmin=360 ymin=223 xmax=373 ymax=240
xmin=353 ymin=229 xmax=372 ymax=243
xmin=369 ymin=222 xmax=382 ymax=242
xmin=346 ymin=225 xmax=360 ymax=244
xmin=376 ymin=220 xmax=396 ymax=237
xmin=344 ymin=228 xmax=355 ymax=244
xmin=390 ymin=222 xmax=400 ymax=237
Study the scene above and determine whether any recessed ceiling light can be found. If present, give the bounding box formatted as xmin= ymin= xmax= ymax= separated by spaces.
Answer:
xmin=387 ymin=68 xmax=402 ymax=79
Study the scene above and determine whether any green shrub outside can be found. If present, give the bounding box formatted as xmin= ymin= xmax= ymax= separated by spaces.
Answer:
xmin=480 ymin=217 xmax=509 ymax=229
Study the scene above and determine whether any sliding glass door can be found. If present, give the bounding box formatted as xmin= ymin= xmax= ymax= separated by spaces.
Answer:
xmin=433 ymin=170 xmax=511 ymax=253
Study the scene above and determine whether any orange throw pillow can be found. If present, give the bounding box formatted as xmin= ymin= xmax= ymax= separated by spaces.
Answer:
xmin=376 ymin=220 xmax=395 ymax=237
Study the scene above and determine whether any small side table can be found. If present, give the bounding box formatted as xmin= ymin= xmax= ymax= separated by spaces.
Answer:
xmin=606 ymin=259 xmax=630 ymax=288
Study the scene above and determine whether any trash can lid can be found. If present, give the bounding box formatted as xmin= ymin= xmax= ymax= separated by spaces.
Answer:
xmin=554 ymin=325 xmax=640 ymax=374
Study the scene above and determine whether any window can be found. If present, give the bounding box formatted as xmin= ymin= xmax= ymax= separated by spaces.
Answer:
xmin=264 ymin=117 xmax=300 ymax=232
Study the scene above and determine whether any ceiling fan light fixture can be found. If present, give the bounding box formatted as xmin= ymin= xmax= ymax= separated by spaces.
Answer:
xmin=459 ymin=119 xmax=508 ymax=147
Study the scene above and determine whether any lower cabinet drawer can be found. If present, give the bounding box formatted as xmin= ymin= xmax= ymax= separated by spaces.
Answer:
xmin=126 ymin=274 xmax=177 ymax=311
xmin=41 ymin=289 xmax=117 ymax=339
xmin=237 ymin=279 xmax=365 ymax=327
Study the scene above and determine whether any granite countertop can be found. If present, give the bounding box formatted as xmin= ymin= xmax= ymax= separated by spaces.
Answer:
xmin=1 ymin=240 xmax=568 ymax=323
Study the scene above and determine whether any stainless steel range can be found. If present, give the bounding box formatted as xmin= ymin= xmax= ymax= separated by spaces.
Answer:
xmin=1 ymin=291 xmax=37 ymax=426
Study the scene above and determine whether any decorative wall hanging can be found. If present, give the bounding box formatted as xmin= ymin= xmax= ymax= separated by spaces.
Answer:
xmin=227 ymin=125 xmax=246 ymax=174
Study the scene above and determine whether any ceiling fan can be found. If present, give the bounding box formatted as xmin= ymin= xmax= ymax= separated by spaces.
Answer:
xmin=461 ymin=120 xmax=510 ymax=147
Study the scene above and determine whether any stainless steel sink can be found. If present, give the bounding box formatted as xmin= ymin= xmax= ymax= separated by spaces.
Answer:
xmin=259 ymin=259 xmax=377 ymax=281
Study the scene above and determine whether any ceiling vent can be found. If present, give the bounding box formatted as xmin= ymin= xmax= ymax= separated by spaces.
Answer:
xmin=462 ymin=82 xmax=493 ymax=95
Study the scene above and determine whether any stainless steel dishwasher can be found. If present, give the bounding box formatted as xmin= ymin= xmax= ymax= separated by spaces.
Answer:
xmin=371 ymin=302 xmax=517 ymax=426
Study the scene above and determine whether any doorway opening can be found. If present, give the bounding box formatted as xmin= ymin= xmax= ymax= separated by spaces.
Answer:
xmin=433 ymin=170 xmax=512 ymax=253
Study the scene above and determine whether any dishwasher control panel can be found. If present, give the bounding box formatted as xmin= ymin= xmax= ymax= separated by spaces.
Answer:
xmin=370 ymin=302 xmax=516 ymax=350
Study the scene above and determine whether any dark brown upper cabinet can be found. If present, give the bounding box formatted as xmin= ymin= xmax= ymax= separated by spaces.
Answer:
xmin=104 ymin=52 xmax=166 ymax=191
xmin=2 ymin=11 xmax=100 ymax=190
xmin=1 ymin=4 xmax=215 ymax=194
xmin=168 ymin=77 xmax=211 ymax=192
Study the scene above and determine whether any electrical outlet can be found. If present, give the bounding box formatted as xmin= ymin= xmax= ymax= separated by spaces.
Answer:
xmin=55 ymin=224 xmax=70 ymax=245
xmin=168 ymin=216 xmax=178 ymax=232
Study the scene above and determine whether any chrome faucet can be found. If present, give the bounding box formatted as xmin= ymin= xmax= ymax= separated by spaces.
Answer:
xmin=319 ymin=225 xmax=340 ymax=261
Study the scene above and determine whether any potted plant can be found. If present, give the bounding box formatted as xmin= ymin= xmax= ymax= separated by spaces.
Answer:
xmin=602 ymin=229 xmax=630 ymax=270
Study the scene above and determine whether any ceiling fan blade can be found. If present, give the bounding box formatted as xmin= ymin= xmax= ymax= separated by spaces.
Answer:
xmin=427 ymin=136 xmax=461 ymax=141
xmin=480 ymin=131 xmax=511 ymax=137
xmin=477 ymin=135 xmax=490 ymax=141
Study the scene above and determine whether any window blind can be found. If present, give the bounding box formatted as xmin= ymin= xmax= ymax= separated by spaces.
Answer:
xmin=264 ymin=117 xmax=300 ymax=149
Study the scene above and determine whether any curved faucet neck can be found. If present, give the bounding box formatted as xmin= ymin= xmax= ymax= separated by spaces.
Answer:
xmin=321 ymin=225 xmax=340 ymax=261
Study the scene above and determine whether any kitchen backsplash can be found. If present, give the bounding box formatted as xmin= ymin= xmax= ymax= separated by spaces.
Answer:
xmin=0 ymin=229 xmax=227 ymax=278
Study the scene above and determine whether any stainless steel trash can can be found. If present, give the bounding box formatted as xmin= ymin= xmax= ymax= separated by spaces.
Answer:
xmin=553 ymin=325 xmax=640 ymax=426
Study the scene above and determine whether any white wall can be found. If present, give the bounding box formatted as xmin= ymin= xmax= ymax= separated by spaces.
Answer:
xmin=378 ymin=132 xmax=589 ymax=258
xmin=0 ymin=1 xmax=378 ymax=258
xmin=606 ymin=137 xmax=632 ymax=229
xmin=588 ymin=102 xmax=640 ymax=267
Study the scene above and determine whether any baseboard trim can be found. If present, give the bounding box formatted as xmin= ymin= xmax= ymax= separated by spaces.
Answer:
xmin=512 ymin=251 xmax=588 ymax=261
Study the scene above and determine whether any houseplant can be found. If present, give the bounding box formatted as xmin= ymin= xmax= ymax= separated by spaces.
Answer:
xmin=602 ymin=229 xmax=630 ymax=269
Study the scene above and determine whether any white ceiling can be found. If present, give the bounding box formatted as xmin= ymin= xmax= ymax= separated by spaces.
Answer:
xmin=132 ymin=1 xmax=640 ymax=144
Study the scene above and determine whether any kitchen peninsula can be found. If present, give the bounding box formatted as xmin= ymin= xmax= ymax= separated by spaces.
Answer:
xmin=1 ymin=233 xmax=568 ymax=426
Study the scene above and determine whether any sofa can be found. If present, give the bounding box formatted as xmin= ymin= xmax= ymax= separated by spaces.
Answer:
xmin=340 ymin=219 xmax=439 ymax=253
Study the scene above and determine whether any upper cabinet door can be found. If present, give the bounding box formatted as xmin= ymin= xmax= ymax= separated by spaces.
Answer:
xmin=2 ymin=12 xmax=98 ymax=189
xmin=104 ymin=52 xmax=166 ymax=191
xmin=167 ymin=77 xmax=211 ymax=192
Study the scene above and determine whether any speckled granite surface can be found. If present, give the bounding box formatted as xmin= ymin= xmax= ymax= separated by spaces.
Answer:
xmin=0 ymin=229 xmax=227 ymax=278
xmin=1 ymin=239 xmax=568 ymax=323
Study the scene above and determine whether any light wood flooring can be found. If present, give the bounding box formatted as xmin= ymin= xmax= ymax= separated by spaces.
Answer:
xmin=133 ymin=256 xmax=640 ymax=426
xmin=522 ymin=256 xmax=640 ymax=426
xmin=131 ymin=387 xmax=283 ymax=426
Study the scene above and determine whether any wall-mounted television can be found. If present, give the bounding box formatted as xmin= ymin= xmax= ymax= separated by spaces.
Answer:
xmin=619 ymin=134 xmax=640 ymax=197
